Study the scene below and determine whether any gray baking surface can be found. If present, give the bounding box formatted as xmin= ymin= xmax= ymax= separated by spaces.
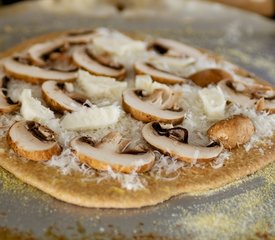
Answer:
xmin=0 ymin=1 xmax=274 ymax=239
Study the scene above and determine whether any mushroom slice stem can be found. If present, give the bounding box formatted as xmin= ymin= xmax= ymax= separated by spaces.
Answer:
xmin=122 ymin=88 xmax=184 ymax=124
xmin=73 ymin=47 xmax=126 ymax=80
xmin=7 ymin=121 xmax=62 ymax=161
xmin=142 ymin=122 xmax=223 ymax=163
xmin=135 ymin=61 xmax=186 ymax=85
xmin=42 ymin=81 xmax=85 ymax=113
xmin=3 ymin=58 xmax=77 ymax=84
xmin=70 ymin=134 xmax=155 ymax=173
xmin=189 ymin=68 xmax=232 ymax=87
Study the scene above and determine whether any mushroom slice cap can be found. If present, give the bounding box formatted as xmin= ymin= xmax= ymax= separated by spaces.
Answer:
xmin=70 ymin=135 xmax=155 ymax=173
xmin=207 ymin=115 xmax=255 ymax=149
xmin=142 ymin=122 xmax=223 ymax=163
xmin=122 ymin=89 xmax=184 ymax=124
xmin=189 ymin=68 xmax=232 ymax=87
xmin=42 ymin=81 xmax=84 ymax=113
xmin=135 ymin=61 xmax=186 ymax=85
xmin=73 ymin=48 xmax=126 ymax=80
xmin=7 ymin=121 xmax=62 ymax=161
xmin=3 ymin=58 xmax=77 ymax=84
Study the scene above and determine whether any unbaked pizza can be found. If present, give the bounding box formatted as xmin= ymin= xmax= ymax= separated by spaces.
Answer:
xmin=0 ymin=28 xmax=274 ymax=208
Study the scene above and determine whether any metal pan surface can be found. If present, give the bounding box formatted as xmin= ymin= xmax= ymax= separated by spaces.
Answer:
xmin=0 ymin=1 xmax=274 ymax=239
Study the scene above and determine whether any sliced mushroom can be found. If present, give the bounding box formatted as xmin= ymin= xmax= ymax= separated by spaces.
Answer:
xmin=0 ymin=73 xmax=20 ymax=113
xmin=189 ymin=68 xmax=232 ymax=87
xmin=207 ymin=115 xmax=255 ymax=149
xmin=7 ymin=121 xmax=62 ymax=161
xmin=122 ymin=88 xmax=184 ymax=124
xmin=217 ymin=79 xmax=255 ymax=108
xmin=142 ymin=122 xmax=223 ymax=163
xmin=65 ymin=29 xmax=95 ymax=43
xmin=70 ymin=132 xmax=155 ymax=173
xmin=73 ymin=47 xmax=126 ymax=80
xmin=28 ymin=38 xmax=65 ymax=66
xmin=3 ymin=57 xmax=77 ymax=84
xmin=134 ymin=61 xmax=187 ymax=85
xmin=149 ymin=38 xmax=202 ymax=59
xmin=41 ymin=81 xmax=87 ymax=113
xmin=255 ymin=97 xmax=275 ymax=114
xmin=28 ymin=30 xmax=95 ymax=66
xmin=232 ymin=76 xmax=274 ymax=99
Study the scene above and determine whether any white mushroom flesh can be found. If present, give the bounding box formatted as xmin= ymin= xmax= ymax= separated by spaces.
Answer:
xmin=151 ymin=38 xmax=203 ymax=58
xmin=71 ymin=133 xmax=155 ymax=173
xmin=123 ymin=88 xmax=184 ymax=123
xmin=28 ymin=31 xmax=96 ymax=66
xmin=4 ymin=58 xmax=77 ymax=83
xmin=142 ymin=122 xmax=223 ymax=161
xmin=42 ymin=81 xmax=83 ymax=112
xmin=9 ymin=121 xmax=57 ymax=151
xmin=73 ymin=47 xmax=125 ymax=79
xmin=217 ymin=80 xmax=255 ymax=108
xmin=135 ymin=61 xmax=186 ymax=84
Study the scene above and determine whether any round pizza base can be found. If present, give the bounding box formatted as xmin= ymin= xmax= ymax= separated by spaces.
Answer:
xmin=0 ymin=31 xmax=274 ymax=208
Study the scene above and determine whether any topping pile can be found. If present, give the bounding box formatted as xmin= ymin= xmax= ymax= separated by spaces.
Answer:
xmin=0 ymin=28 xmax=274 ymax=190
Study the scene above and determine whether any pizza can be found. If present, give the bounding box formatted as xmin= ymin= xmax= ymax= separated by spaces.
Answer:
xmin=0 ymin=28 xmax=274 ymax=208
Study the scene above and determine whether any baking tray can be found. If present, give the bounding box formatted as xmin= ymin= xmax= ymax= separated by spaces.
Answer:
xmin=0 ymin=1 xmax=274 ymax=239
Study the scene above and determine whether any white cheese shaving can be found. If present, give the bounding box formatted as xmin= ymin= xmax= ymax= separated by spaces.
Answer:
xmin=199 ymin=86 xmax=226 ymax=120
xmin=135 ymin=74 xmax=169 ymax=93
xmin=96 ymin=167 xmax=146 ymax=191
xmin=7 ymin=78 xmax=42 ymax=102
xmin=61 ymin=104 xmax=121 ymax=130
xmin=77 ymin=70 xmax=127 ymax=99
xmin=20 ymin=89 xmax=55 ymax=123
xmin=92 ymin=30 xmax=146 ymax=57
xmin=150 ymin=152 xmax=185 ymax=181
xmin=211 ymin=150 xmax=232 ymax=169
xmin=149 ymin=56 xmax=195 ymax=76
xmin=46 ymin=149 xmax=83 ymax=175
xmin=0 ymin=114 xmax=23 ymax=137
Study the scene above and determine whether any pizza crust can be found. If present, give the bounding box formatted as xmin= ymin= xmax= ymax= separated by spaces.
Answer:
xmin=0 ymin=136 xmax=274 ymax=208
xmin=0 ymin=31 xmax=274 ymax=208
